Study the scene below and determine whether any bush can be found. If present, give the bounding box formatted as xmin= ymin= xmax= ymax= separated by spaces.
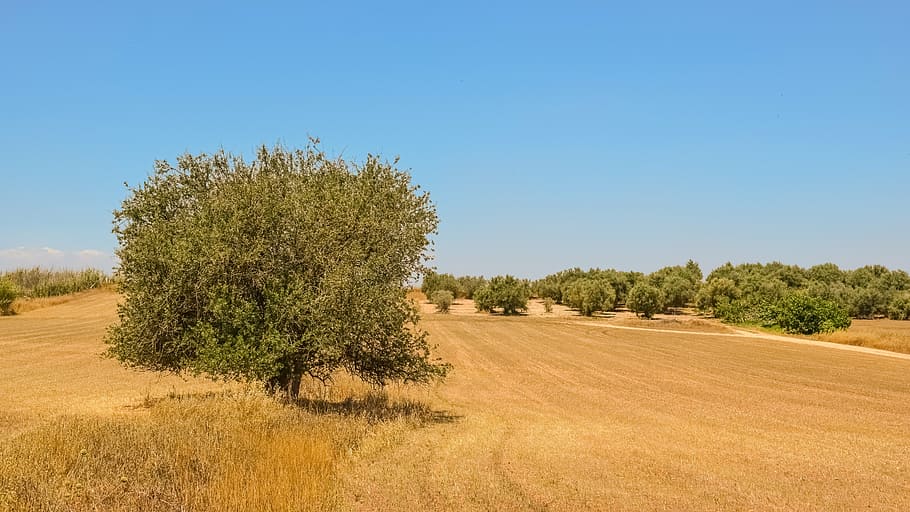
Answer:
xmin=563 ymin=278 xmax=616 ymax=316
xmin=888 ymin=294 xmax=910 ymax=320
xmin=763 ymin=294 xmax=851 ymax=335
xmin=430 ymin=290 xmax=454 ymax=313
xmin=0 ymin=278 xmax=20 ymax=315
xmin=542 ymin=297 xmax=554 ymax=313
xmin=627 ymin=283 xmax=664 ymax=319
xmin=105 ymin=143 xmax=449 ymax=398
xmin=473 ymin=275 xmax=530 ymax=315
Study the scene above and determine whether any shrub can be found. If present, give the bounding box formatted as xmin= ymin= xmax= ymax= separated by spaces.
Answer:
xmin=713 ymin=298 xmax=767 ymax=324
xmin=627 ymin=283 xmax=664 ymax=319
xmin=473 ymin=275 xmax=530 ymax=315
xmin=105 ymin=143 xmax=449 ymax=398
xmin=0 ymin=278 xmax=19 ymax=315
xmin=763 ymin=294 xmax=851 ymax=335
xmin=563 ymin=278 xmax=616 ymax=316
xmin=430 ymin=290 xmax=454 ymax=313
xmin=542 ymin=297 xmax=554 ymax=313
xmin=888 ymin=294 xmax=910 ymax=320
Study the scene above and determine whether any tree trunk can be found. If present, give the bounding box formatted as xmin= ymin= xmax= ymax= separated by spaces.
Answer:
xmin=268 ymin=372 xmax=302 ymax=400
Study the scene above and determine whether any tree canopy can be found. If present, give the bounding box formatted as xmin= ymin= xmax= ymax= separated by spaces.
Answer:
xmin=106 ymin=143 xmax=449 ymax=397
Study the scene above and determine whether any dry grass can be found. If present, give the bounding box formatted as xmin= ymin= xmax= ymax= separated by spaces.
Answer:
xmin=0 ymin=388 xmax=440 ymax=512
xmin=812 ymin=318 xmax=910 ymax=354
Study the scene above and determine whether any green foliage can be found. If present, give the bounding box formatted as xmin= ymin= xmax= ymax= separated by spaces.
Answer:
xmin=563 ymin=278 xmax=616 ymax=316
xmin=643 ymin=261 xmax=703 ymax=311
xmin=455 ymin=275 xmax=487 ymax=299
xmin=626 ymin=283 xmax=664 ymax=319
xmin=532 ymin=267 xmax=640 ymax=306
xmin=849 ymin=287 xmax=889 ymax=319
xmin=696 ymin=277 xmax=740 ymax=313
xmin=0 ymin=278 xmax=20 ymax=316
xmin=807 ymin=262 xmax=843 ymax=284
xmin=473 ymin=275 xmax=530 ymax=315
xmin=888 ymin=293 xmax=910 ymax=321
xmin=106 ymin=142 xmax=449 ymax=397
xmin=542 ymin=297 xmax=554 ymax=313
xmin=1 ymin=267 xmax=110 ymax=298
xmin=421 ymin=271 xmax=459 ymax=298
xmin=762 ymin=294 xmax=851 ymax=335
xmin=430 ymin=290 xmax=454 ymax=313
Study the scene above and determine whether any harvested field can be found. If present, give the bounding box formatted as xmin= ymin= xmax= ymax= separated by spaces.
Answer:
xmin=3 ymin=292 xmax=910 ymax=510
xmin=0 ymin=289 xmax=223 ymax=439
xmin=344 ymin=314 xmax=910 ymax=511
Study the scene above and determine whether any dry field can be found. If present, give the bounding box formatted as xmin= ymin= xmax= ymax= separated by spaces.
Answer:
xmin=812 ymin=318 xmax=910 ymax=354
xmin=3 ymin=292 xmax=910 ymax=510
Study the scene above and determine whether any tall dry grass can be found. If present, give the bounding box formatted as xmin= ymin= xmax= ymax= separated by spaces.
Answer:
xmin=812 ymin=318 xmax=910 ymax=354
xmin=2 ymin=267 xmax=112 ymax=299
xmin=0 ymin=387 xmax=436 ymax=512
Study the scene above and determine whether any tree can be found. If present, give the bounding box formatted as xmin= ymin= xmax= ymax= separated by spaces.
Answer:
xmin=421 ymin=271 xmax=459 ymax=299
xmin=430 ymin=290 xmax=454 ymax=313
xmin=563 ymin=278 xmax=616 ymax=316
xmin=661 ymin=275 xmax=695 ymax=311
xmin=106 ymin=143 xmax=449 ymax=398
xmin=473 ymin=275 xmax=530 ymax=315
xmin=695 ymin=278 xmax=740 ymax=313
xmin=455 ymin=275 xmax=486 ymax=299
xmin=763 ymin=294 xmax=851 ymax=335
xmin=627 ymin=283 xmax=663 ymax=319
xmin=887 ymin=293 xmax=910 ymax=321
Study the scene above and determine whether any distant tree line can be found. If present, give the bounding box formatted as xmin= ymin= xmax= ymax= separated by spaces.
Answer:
xmin=698 ymin=262 xmax=910 ymax=323
xmin=424 ymin=260 xmax=910 ymax=334
xmin=0 ymin=267 xmax=112 ymax=316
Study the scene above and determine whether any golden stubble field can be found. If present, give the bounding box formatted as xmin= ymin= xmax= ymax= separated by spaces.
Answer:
xmin=2 ymin=291 xmax=910 ymax=510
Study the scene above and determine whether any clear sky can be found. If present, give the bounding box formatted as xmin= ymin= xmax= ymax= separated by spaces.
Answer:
xmin=1 ymin=1 xmax=907 ymax=278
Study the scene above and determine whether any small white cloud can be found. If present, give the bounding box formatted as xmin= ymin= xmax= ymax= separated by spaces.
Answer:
xmin=0 ymin=247 xmax=116 ymax=272
xmin=0 ymin=247 xmax=28 ymax=258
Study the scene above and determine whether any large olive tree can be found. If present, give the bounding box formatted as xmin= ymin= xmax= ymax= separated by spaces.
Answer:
xmin=107 ymin=143 xmax=449 ymax=398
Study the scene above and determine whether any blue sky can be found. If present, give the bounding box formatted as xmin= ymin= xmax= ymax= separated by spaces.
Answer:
xmin=1 ymin=1 xmax=907 ymax=278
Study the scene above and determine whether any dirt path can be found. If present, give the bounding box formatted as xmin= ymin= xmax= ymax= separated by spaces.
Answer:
xmin=575 ymin=320 xmax=910 ymax=361
xmin=343 ymin=315 xmax=910 ymax=511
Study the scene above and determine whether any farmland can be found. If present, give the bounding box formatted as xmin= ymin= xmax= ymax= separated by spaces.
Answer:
xmin=2 ymin=292 xmax=910 ymax=510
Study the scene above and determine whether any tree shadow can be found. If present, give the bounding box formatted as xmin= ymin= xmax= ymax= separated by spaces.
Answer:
xmin=293 ymin=393 xmax=461 ymax=425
